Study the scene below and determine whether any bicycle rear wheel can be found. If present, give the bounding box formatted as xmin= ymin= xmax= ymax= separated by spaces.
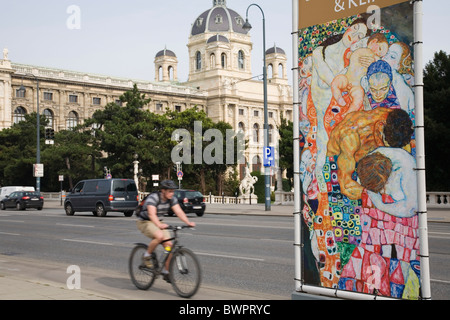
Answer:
xmin=128 ymin=244 xmax=156 ymax=290
xmin=169 ymin=247 xmax=202 ymax=298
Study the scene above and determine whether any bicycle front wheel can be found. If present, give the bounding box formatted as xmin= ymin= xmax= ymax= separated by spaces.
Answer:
xmin=169 ymin=247 xmax=202 ymax=298
xmin=128 ymin=244 xmax=156 ymax=290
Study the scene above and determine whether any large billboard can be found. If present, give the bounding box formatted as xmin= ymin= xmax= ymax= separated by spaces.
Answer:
xmin=295 ymin=0 xmax=427 ymax=299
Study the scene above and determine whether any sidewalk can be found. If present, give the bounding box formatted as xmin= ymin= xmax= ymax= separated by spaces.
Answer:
xmin=44 ymin=200 xmax=450 ymax=222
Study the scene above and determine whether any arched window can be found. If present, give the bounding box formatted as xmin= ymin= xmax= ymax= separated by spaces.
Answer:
xmin=268 ymin=124 xmax=274 ymax=144
xmin=43 ymin=109 xmax=54 ymax=128
xmin=252 ymin=155 xmax=261 ymax=173
xmin=158 ymin=66 xmax=163 ymax=81
xmin=253 ymin=123 xmax=259 ymax=143
xmin=210 ymin=53 xmax=216 ymax=69
xmin=238 ymin=122 xmax=245 ymax=133
xmin=168 ymin=66 xmax=174 ymax=81
xmin=268 ymin=64 xmax=273 ymax=78
xmin=238 ymin=50 xmax=245 ymax=70
xmin=67 ymin=111 xmax=78 ymax=130
xmin=196 ymin=51 xmax=202 ymax=71
xmin=221 ymin=53 xmax=227 ymax=68
xmin=278 ymin=63 xmax=284 ymax=78
xmin=13 ymin=107 xmax=27 ymax=124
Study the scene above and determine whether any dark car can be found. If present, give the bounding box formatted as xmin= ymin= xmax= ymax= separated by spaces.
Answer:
xmin=64 ymin=178 xmax=139 ymax=217
xmin=0 ymin=191 xmax=44 ymax=210
xmin=169 ymin=189 xmax=206 ymax=217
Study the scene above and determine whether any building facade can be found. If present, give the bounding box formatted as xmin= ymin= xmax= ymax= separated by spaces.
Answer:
xmin=0 ymin=0 xmax=292 ymax=182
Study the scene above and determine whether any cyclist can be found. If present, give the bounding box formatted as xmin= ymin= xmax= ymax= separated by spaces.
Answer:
xmin=136 ymin=179 xmax=196 ymax=282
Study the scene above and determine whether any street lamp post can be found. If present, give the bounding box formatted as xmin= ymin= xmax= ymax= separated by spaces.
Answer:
xmin=243 ymin=4 xmax=271 ymax=211
xmin=19 ymin=75 xmax=41 ymax=192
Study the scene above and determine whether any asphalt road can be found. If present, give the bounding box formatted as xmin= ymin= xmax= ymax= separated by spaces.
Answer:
xmin=0 ymin=207 xmax=449 ymax=299
xmin=0 ymin=207 xmax=293 ymax=299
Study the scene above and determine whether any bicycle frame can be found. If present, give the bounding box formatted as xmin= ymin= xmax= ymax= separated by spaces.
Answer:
xmin=135 ymin=226 xmax=186 ymax=275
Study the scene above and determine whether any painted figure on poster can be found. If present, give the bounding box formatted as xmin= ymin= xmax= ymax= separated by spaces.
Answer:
xmin=298 ymin=2 xmax=419 ymax=299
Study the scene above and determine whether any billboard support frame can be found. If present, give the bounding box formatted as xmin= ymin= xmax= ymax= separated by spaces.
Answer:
xmin=291 ymin=0 xmax=431 ymax=300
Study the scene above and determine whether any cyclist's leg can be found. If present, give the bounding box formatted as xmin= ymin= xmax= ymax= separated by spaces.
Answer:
xmin=137 ymin=220 xmax=162 ymax=254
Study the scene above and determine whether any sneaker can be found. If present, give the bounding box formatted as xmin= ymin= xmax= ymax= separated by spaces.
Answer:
xmin=163 ymin=273 xmax=171 ymax=283
xmin=143 ymin=255 xmax=153 ymax=269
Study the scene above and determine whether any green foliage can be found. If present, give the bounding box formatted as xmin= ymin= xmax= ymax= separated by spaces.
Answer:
xmin=424 ymin=50 xmax=450 ymax=191
xmin=278 ymin=115 xmax=293 ymax=190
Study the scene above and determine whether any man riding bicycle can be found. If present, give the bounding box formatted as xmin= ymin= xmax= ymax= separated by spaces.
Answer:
xmin=136 ymin=179 xmax=196 ymax=282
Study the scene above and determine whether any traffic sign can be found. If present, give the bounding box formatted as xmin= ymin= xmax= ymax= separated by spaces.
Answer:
xmin=33 ymin=164 xmax=44 ymax=178
xmin=177 ymin=171 xmax=183 ymax=180
xmin=263 ymin=147 xmax=274 ymax=167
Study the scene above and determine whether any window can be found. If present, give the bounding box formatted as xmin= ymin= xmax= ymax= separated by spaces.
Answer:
xmin=175 ymin=105 xmax=181 ymax=112
xmin=196 ymin=51 xmax=202 ymax=71
xmin=44 ymin=92 xmax=53 ymax=101
xmin=238 ymin=50 xmax=245 ymax=70
xmin=13 ymin=107 xmax=27 ymax=124
xmin=269 ymin=111 xmax=273 ymax=118
xmin=43 ymin=109 xmax=54 ymax=128
xmin=268 ymin=124 xmax=274 ymax=144
xmin=73 ymin=182 xmax=84 ymax=193
xmin=69 ymin=95 xmax=78 ymax=103
xmin=83 ymin=181 xmax=98 ymax=193
xmin=210 ymin=53 xmax=216 ymax=69
xmin=238 ymin=122 xmax=245 ymax=133
xmin=156 ymin=103 xmax=163 ymax=111
xmin=16 ymin=88 xmax=25 ymax=98
xmin=254 ymin=110 xmax=259 ymax=117
xmin=67 ymin=111 xmax=78 ymax=129
xmin=93 ymin=97 xmax=101 ymax=105
xmin=239 ymin=109 xmax=244 ymax=116
xmin=115 ymin=99 xmax=123 ymax=106
xmin=221 ymin=53 xmax=227 ymax=69
xmin=253 ymin=123 xmax=259 ymax=143
xmin=215 ymin=14 xmax=223 ymax=24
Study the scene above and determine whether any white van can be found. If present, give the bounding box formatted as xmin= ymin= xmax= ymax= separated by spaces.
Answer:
xmin=0 ymin=186 xmax=35 ymax=201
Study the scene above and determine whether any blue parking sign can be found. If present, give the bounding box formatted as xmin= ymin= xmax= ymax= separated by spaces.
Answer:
xmin=263 ymin=147 xmax=274 ymax=167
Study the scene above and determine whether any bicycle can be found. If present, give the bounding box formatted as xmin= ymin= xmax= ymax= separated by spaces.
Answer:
xmin=128 ymin=225 xmax=202 ymax=298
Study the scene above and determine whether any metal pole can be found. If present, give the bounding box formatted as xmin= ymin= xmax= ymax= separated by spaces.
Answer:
xmin=245 ymin=3 xmax=271 ymax=211
xmin=292 ymin=0 xmax=302 ymax=293
xmin=36 ymin=78 xmax=40 ymax=192
xmin=413 ymin=0 xmax=431 ymax=300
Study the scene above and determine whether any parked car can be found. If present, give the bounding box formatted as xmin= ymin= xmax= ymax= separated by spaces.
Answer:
xmin=0 ymin=186 xmax=35 ymax=201
xmin=0 ymin=191 xmax=44 ymax=210
xmin=169 ymin=189 xmax=206 ymax=217
xmin=64 ymin=178 xmax=139 ymax=217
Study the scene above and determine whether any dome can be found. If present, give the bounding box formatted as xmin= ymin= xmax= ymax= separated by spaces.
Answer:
xmin=155 ymin=48 xmax=176 ymax=58
xmin=191 ymin=1 xmax=248 ymax=36
xmin=207 ymin=34 xmax=230 ymax=44
xmin=266 ymin=45 xmax=286 ymax=55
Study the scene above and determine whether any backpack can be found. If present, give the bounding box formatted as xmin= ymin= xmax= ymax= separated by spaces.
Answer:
xmin=134 ymin=191 xmax=161 ymax=217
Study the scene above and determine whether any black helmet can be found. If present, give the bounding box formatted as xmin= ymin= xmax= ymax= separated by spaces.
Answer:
xmin=160 ymin=179 xmax=178 ymax=190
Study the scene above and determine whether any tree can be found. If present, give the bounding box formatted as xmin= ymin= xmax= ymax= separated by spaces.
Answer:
xmin=278 ymin=115 xmax=294 ymax=191
xmin=0 ymin=113 xmax=46 ymax=187
xmin=85 ymin=84 xmax=173 ymax=189
xmin=423 ymin=50 xmax=450 ymax=191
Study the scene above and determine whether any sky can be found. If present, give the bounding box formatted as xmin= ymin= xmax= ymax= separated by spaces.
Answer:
xmin=0 ymin=0 xmax=448 ymax=84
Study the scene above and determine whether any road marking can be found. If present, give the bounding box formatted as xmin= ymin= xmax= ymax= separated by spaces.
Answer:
xmin=0 ymin=220 xmax=25 ymax=223
xmin=196 ymin=251 xmax=265 ymax=262
xmin=197 ymin=221 xmax=292 ymax=230
xmin=56 ymin=223 xmax=95 ymax=228
xmin=0 ymin=232 xmax=20 ymax=236
xmin=431 ymin=279 xmax=450 ymax=284
xmin=63 ymin=239 xmax=113 ymax=246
